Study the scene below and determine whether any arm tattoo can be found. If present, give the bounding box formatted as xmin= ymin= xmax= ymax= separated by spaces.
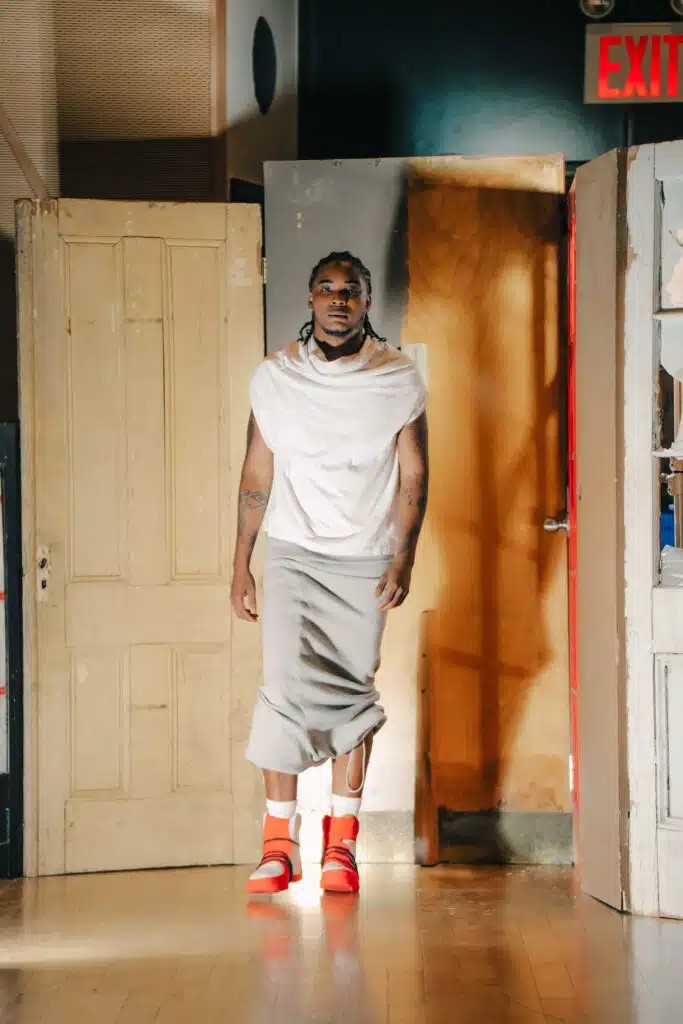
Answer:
xmin=398 ymin=523 xmax=421 ymax=556
xmin=398 ymin=478 xmax=428 ymax=555
xmin=237 ymin=489 xmax=268 ymax=538
xmin=235 ymin=412 xmax=272 ymax=550
xmin=405 ymin=480 xmax=428 ymax=511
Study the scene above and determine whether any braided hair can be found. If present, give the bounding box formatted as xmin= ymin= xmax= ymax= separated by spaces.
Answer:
xmin=298 ymin=250 xmax=386 ymax=343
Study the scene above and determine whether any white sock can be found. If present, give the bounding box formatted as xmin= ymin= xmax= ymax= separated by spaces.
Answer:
xmin=266 ymin=799 xmax=297 ymax=820
xmin=331 ymin=794 xmax=361 ymax=818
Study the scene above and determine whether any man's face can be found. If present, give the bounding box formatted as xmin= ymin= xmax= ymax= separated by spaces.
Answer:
xmin=309 ymin=261 xmax=370 ymax=344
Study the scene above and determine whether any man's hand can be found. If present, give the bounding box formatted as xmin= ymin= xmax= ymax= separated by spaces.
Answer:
xmin=376 ymin=556 xmax=413 ymax=612
xmin=231 ymin=566 xmax=259 ymax=622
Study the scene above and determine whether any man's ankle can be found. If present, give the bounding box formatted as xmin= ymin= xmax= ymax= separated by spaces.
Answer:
xmin=331 ymin=794 xmax=361 ymax=818
xmin=266 ymin=799 xmax=297 ymax=819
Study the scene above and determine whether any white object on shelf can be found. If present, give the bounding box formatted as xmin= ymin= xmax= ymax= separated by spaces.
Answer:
xmin=655 ymin=428 xmax=683 ymax=457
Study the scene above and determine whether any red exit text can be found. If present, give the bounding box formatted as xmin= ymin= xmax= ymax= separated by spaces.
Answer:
xmin=585 ymin=25 xmax=683 ymax=104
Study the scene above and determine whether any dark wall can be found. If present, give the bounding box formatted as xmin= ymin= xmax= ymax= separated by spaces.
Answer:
xmin=299 ymin=0 xmax=683 ymax=164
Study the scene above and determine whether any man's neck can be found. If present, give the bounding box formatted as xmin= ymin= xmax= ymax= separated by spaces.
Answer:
xmin=313 ymin=329 xmax=365 ymax=362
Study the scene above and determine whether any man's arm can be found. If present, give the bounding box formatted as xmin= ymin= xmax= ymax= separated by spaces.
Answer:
xmin=231 ymin=412 xmax=274 ymax=622
xmin=377 ymin=411 xmax=429 ymax=611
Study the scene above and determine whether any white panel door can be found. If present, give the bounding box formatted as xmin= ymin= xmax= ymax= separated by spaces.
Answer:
xmin=654 ymin=657 xmax=683 ymax=917
xmin=17 ymin=199 xmax=264 ymax=875
xmin=626 ymin=139 xmax=683 ymax=918
xmin=651 ymin=141 xmax=683 ymax=918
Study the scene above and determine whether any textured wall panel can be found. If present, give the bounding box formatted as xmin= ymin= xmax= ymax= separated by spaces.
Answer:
xmin=0 ymin=0 xmax=59 ymax=227
xmin=56 ymin=0 xmax=213 ymax=140
xmin=0 ymin=0 xmax=59 ymax=421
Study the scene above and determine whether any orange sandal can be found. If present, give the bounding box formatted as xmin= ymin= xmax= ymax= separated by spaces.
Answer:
xmin=247 ymin=814 xmax=302 ymax=895
xmin=321 ymin=815 xmax=360 ymax=894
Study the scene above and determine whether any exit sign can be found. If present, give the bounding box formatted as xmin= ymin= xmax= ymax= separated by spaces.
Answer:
xmin=585 ymin=23 xmax=683 ymax=103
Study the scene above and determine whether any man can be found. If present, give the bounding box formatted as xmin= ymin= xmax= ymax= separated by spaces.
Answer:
xmin=231 ymin=251 xmax=428 ymax=895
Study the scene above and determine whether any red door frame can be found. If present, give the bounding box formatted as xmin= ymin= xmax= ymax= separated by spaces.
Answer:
xmin=567 ymin=185 xmax=579 ymax=824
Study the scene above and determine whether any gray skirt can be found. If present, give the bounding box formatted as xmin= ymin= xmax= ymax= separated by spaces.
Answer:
xmin=246 ymin=538 xmax=391 ymax=774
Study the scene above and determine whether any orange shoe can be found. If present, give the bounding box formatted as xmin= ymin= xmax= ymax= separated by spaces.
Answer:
xmin=247 ymin=813 xmax=302 ymax=895
xmin=321 ymin=815 xmax=360 ymax=893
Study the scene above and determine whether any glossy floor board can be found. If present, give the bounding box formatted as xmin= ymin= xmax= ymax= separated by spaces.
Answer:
xmin=0 ymin=865 xmax=682 ymax=1023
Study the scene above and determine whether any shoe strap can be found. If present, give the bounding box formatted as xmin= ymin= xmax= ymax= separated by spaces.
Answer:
xmin=322 ymin=843 xmax=358 ymax=872
xmin=257 ymin=850 xmax=294 ymax=881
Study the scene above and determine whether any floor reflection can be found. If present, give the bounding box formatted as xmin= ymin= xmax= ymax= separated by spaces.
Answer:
xmin=246 ymin=891 xmax=375 ymax=1023
xmin=0 ymin=866 xmax=682 ymax=1022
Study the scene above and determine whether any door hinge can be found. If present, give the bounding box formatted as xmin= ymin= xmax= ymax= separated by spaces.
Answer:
xmin=37 ymin=545 xmax=50 ymax=602
xmin=262 ymin=257 xmax=267 ymax=283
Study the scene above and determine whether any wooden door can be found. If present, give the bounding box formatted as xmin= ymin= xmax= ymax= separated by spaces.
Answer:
xmin=403 ymin=157 xmax=570 ymax=852
xmin=567 ymin=185 xmax=579 ymax=841
xmin=17 ymin=199 xmax=264 ymax=875
xmin=573 ymin=152 xmax=628 ymax=910
xmin=264 ymin=155 xmax=571 ymax=863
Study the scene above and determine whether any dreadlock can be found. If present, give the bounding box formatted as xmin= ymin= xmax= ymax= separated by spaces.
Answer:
xmin=298 ymin=250 xmax=386 ymax=343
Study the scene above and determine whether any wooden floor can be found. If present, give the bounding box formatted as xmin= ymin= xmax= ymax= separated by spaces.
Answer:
xmin=0 ymin=864 xmax=682 ymax=1022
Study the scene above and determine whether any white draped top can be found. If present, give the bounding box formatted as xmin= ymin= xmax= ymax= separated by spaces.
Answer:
xmin=249 ymin=336 xmax=426 ymax=557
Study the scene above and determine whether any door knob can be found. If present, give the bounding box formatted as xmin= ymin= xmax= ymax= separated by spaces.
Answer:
xmin=543 ymin=517 xmax=569 ymax=533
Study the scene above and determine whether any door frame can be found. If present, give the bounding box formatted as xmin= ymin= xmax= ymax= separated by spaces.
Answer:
xmin=15 ymin=199 xmax=44 ymax=876
xmin=0 ymin=423 xmax=24 ymax=877
xmin=623 ymin=144 xmax=659 ymax=917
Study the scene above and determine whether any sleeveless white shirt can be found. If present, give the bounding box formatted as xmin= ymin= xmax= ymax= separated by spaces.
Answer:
xmin=249 ymin=337 xmax=426 ymax=557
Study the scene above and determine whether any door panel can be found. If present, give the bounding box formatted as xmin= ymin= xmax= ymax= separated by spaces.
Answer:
xmin=17 ymin=199 xmax=264 ymax=874
xmin=651 ymin=140 xmax=683 ymax=918
xmin=402 ymin=157 xmax=569 ymax=832
xmin=655 ymin=655 xmax=683 ymax=917
xmin=573 ymin=151 xmax=628 ymax=910
xmin=264 ymin=156 xmax=571 ymax=863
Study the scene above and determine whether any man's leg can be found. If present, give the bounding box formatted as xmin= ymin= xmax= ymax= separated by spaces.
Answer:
xmin=247 ymin=770 xmax=302 ymax=895
xmin=331 ymin=734 xmax=373 ymax=808
xmin=322 ymin=736 xmax=374 ymax=893
xmin=264 ymin=770 xmax=298 ymax=803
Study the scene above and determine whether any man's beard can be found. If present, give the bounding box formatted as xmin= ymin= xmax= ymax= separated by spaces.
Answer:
xmin=322 ymin=323 xmax=356 ymax=338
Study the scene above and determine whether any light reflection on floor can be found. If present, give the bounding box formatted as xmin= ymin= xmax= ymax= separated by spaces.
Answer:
xmin=0 ymin=865 xmax=682 ymax=1022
